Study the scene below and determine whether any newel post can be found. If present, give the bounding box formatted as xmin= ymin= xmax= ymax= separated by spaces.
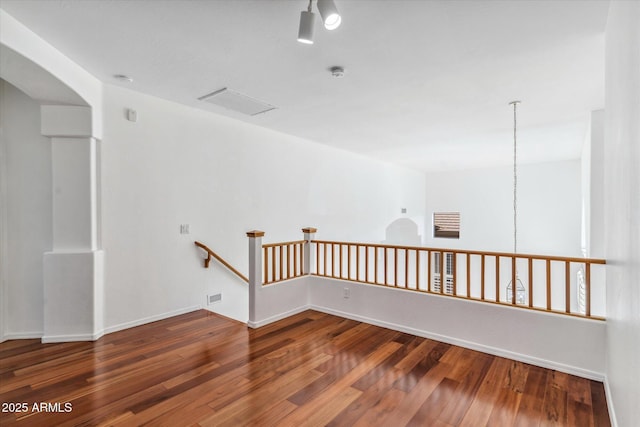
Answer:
xmin=246 ymin=230 xmax=264 ymax=328
xmin=302 ymin=227 xmax=317 ymax=275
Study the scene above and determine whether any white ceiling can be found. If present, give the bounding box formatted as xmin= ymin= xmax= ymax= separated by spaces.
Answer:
xmin=0 ymin=0 xmax=609 ymax=172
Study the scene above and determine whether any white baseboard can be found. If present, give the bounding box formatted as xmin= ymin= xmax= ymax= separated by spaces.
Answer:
xmin=103 ymin=305 xmax=202 ymax=335
xmin=603 ymin=375 xmax=618 ymax=427
xmin=42 ymin=332 xmax=102 ymax=343
xmin=2 ymin=331 xmax=43 ymax=341
xmin=248 ymin=305 xmax=310 ymax=329
xmin=309 ymin=304 xmax=605 ymax=381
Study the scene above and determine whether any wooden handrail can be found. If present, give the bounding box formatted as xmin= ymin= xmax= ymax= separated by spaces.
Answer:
xmin=262 ymin=240 xmax=306 ymax=248
xmin=194 ymin=241 xmax=248 ymax=283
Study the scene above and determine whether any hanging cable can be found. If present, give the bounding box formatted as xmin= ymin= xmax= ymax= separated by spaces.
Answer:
xmin=510 ymin=100 xmax=521 ymax=254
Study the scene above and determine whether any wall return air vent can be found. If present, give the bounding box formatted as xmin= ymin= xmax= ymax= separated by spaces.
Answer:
xmin=198 ymin=88 xmax=276 ymax=116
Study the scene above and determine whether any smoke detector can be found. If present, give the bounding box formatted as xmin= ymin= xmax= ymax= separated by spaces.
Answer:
xmin=330 ymin=66 xmax=345 ymax=78
xmin=114 ymin=74 xmax=133 ymax=83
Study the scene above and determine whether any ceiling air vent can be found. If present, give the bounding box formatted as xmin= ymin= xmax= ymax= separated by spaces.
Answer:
xmin=198 ymin=88 xmax=276 ymax=116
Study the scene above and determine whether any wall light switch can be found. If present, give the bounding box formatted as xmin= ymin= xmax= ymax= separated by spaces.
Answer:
xmin=180 ymin=224 xmax=190 ymax=234
xmin=401 ymin=208 xmax=407 ymax=214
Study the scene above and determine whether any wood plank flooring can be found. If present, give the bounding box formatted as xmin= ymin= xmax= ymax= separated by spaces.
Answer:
xmin=0 ymin=310 xmax=610 ymax=426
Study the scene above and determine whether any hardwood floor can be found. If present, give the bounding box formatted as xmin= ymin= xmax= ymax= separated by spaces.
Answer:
xmin=0 ymin=310 xmax=610 ymax=426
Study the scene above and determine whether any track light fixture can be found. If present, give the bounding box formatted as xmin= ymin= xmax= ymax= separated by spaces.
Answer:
xmin=297 ymin=0 xmax=341 ymax=44
xmin=297 ymin=0 xmax=315 ymax=44
xmin=317 ymin=0 xmax=341 ymax=30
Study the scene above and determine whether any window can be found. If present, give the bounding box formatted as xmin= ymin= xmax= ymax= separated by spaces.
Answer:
xmin=433 ymin=212 xmax=460 ymax=239
xmin=433 ymin=252 xmax=455 ymax=294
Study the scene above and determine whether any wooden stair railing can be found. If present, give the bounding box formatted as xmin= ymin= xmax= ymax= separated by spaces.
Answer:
xmin=194 ymin=241 xmax=248 ymax=283
xmin=309 ymin=239 xmax=607 ymax=320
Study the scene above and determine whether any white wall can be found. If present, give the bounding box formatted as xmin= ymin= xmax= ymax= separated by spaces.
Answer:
xmin=424 ymin=160 xmax=582 ymax=256
xmin=604 ymin=2 xmax=640 ymax=426
xmin=101 ymin=84 xmax=426 ymax=328
xmin=0 ymin=79 xmax=51 ymax=338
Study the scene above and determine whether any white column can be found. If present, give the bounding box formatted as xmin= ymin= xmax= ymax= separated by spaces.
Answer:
xmin=41 ymin=105 xmax=103 ymax=342
xmin=246 ymin=230 xmax=264 ymax=329
xmin=302 ymin=227 xmax=317 ymax=275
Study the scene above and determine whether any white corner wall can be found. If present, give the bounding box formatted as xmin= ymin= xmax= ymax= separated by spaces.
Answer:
xmin=603 ymin=1 xmax=640 ymax=426
xmin=0 ymin=80 xmax=51 ymax=339
xmin=424 ymin=160 xmax=583 ymax=256
xmin=101 ymin=84 xmax=425 ymax=329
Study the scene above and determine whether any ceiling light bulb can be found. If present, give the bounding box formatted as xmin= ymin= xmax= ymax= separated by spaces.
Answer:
xmin=297 ymin=10 xmax=315 ymax=44
xmin=317 ymin=0 xmax=341 ymax=30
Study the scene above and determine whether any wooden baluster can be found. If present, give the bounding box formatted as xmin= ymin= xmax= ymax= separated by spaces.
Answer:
xmin=287 ymin=244 xmax=292 ymax=279
xmin=546 ymin=259 xmax=551 ymax=310
xmin=440 ymin=251 xmax=444 ymax=294
xmin=466 ymin=253 xmax=471 ymax=298
xmin=299 ymin=243 xmax=303 ymax=276
xmin=356 ymin=245 xmax=360 ymax=282
xmin=339 ymin=244 xmax=343 ymax=279
xmin=511 ymin=256 xmax=516 ymax=305
xmin=279 ymin=245 xmax=284 ymax=281
xmin=394 ymin=247 xmax=398 ymax=287
xmin=272 ymin=246 xmax=276 ymax=283
xmin=347 ymin=244 xmax=351 ymax=280
xmin=384 ymin=248 xmax=388 ymax=286
xmin=452 ymin=252 xmax=456 ymax=295
xmin=427 ymin=250 xmax=432 ymax=292
xmin=405 ymin=249 xmax=409 ymax=288
xmin=495 ymin=256 xmax=500 ymax=302
xmin=332 ymin=244 xmax=336 ymax=278
xmin=528 ymin=258 xmax=533 ymax=308
xmin=365 ymin=246 xmax=370 ymax=283
xmin=293 ymin=243 xmax=298 ymax=277
xmin=585 ymin=263 xmax=591 ymax=317
xmin=565 ymin=261 xmax=571 ymax=313
xmin=416 ymin=249 xmax=420 ymax=290
xmin=264 ymin=246 xmax=269 ymax=284
xmin=374 ymin=247 xmax=378 ymax=284
xmin=481 ymin=254 xmax=485 ymax=301
xmin=324 ymin=243 xmax=328 ymax=277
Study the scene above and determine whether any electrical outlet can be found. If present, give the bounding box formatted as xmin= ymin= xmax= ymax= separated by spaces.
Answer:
xmin=343 ymin=287 xmax=350 ymax=299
